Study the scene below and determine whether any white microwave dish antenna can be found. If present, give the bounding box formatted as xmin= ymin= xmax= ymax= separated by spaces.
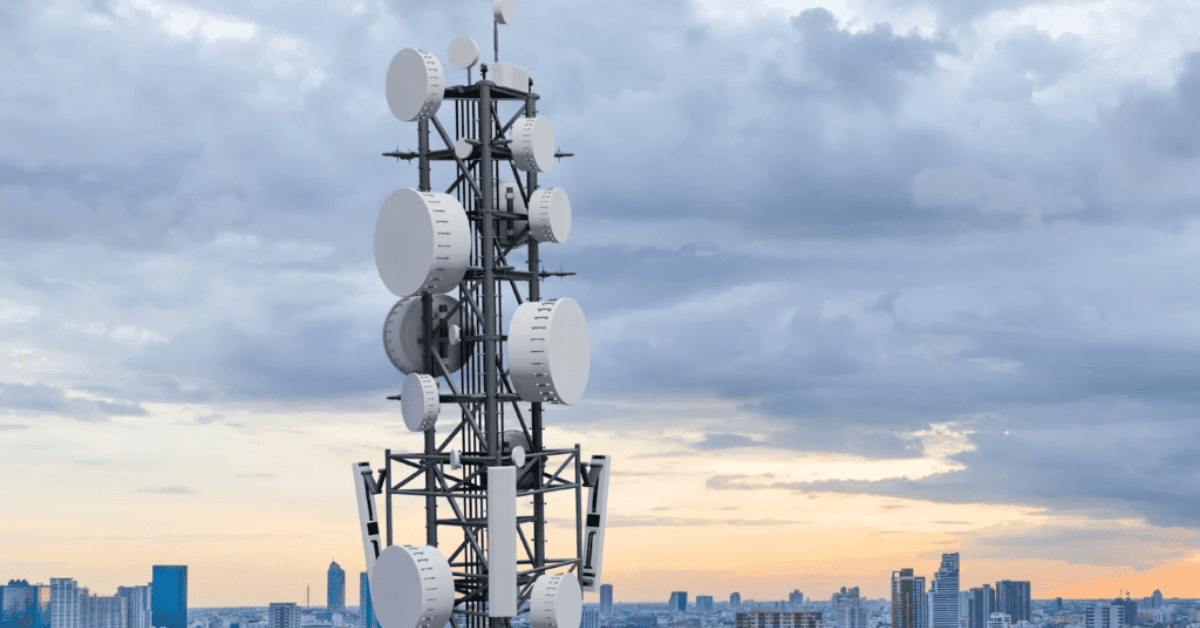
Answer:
xmin=493 ymin=0 xmax=514 ymax=24
xmin=527 ymin=187 xmax=571 ymax=243
xmin=371 ymin=544 xmax=455 ymax=628
xmin=386 ymin=48 xmax=444 ymax=122
xmin=374 ymin=189 xmax=470 ymax=297
xmin=401 ymin=372 xmax=440 ymax=432
xmin=448 ymin=36 xmax=480 ymax=70
xmin=530 ymin=573 xmax=582 ymax=628
xmin=382 ymin=294 xmax=468 ymax=375
xmin=512 ymin=116 xmax=556 ymax=173
xmin=508 ymin=298 xmax=590 ymax=405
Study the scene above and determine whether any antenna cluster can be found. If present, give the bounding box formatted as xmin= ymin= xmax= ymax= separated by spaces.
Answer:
xmin=353 ymin=4 xmax=610 ymax=628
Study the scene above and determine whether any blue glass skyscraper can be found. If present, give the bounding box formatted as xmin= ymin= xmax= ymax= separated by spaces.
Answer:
xmin=327 ymin=562 xmax=345 ymax=611
xmin=358 ymin=573 xmax=377 ymax=628
xmin=2 ymin=580 xmax=51 ymax=628
xmin=151 ymin=566 xmax=187 ymax=628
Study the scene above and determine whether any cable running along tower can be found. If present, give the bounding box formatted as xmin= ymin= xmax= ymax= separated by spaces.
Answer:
xmin=353 ymin=4 xmax=611 ymax=628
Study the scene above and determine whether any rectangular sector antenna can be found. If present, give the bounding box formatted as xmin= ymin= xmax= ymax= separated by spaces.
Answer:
xmin=488 ymin=466 xmax=517 ymax=617
xmin=580 ymin=455 xmax=611 ymax=592
xmin=353 ymin=462 xmax=382 ymax=573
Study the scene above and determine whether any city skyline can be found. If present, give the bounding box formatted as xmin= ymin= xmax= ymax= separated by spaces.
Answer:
xmin=5 ymin=0 xmax=1200 ymax=609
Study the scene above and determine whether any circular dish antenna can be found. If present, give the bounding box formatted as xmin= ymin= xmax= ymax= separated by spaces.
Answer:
xmin=401 ymin=373 xmax=440 ymax=432
xmin=386 ymin=49 xmax=445 ymax=122
xmin=383 ymin=294 xmax=469 ymax=375
xmin=508 ymin=298 xmax=590 ymax=405
xmin=528 ymin=188 xmax=571 ymax=243
xmin=530 ymin=573 xmax=581 ymax=628
xmin=447 ymin=36 xmax=479 ymax=70
xmin=512 ymin=116 xmax=555 ymax=173
xmin=454 ymin=137 xmax=474 ymax=160
xmin=502 ymin=429 xmax=537 ymax=489
xmin=375 ymin=189 xmax=470 ymax=297
xmin=493 ymin=0 xmax=514 ymax=24
xmin=497 ymin=178 xmax=528 ymax=249
xmin=371 ymin=545 xmax=455 ymax=628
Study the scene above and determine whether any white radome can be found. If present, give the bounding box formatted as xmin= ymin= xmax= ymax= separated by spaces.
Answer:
xmin=511 ymin=116 xmax=555 ymax=173
xmin=508 ymin=298 xmax=590 ymax=405
xmin=371 ymin=545 xmax=455 ymax=628
xmin=383 ymin=294 xmax=468 ymax=375
xmin=386 ymin=48 xmax=445 ymax=122
xmin=374 ymin=189 xmax=470 ymax=298
xmin=530 ymin=573 xmax=582 ymax=628
xmin=493 ymin=0 xmax=514 ymax=24
xmin=527 ymin=187 xmax=571 ymax=243
xmin=447 ymin=36 xmax=479 ymax=70
xmin=401 ymin=373 xmax=440 ymax=432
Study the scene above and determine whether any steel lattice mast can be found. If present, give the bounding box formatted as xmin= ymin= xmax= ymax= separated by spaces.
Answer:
xmin=352 ymin=5 xmax=610 ymax=628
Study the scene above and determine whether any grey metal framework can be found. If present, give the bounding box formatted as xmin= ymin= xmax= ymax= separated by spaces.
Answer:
xmin=378 ymin=71 xmax=581 ymax=628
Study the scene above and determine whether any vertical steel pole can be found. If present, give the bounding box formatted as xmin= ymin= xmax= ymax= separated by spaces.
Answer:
xmin=480 ymin=80 xmax=499 ymax=465
xmin=418 ymin=118 xmax=438 ymax=548
xmin=524 ymin=91 xmax=546 ymax=570
xmin=574 ymin=443 xmax=584 ymax=587
xmin=385 ymin=448 xmax=393 ymax=547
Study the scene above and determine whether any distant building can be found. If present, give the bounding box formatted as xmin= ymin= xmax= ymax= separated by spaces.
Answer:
xmin=600 ymin=585 xmax=613 ymax=617
xmin=789 ymin=592 xmax=804 ymax=609
xmin=267 ymin=605 xmax=298 ymax=628
xmin=628 ymin=615 xmax=658 ymax=628
xmin=1086 ymin=604 xmax=1122 ymax=628
xmin=1112 ymin=599 xmax=1136 ymax=628
xmin=50 ymin=580 xmax=82 ymax=628
xmin=115 ymin=586 xmax=150 ymax=628
xmin=988 ymin=614 xmax=1011 ymax=628
xmin=2 ymin=580 xmax=51 ymax=628
xmin=696 ymin=597 xmax=713 ymax=613
xmin=83 ymin=595 xmax=126 ymax=628
xmin=735 ymin=611 xmax=821 ymax=628
xmin=668 ymin=593 xmax=687 ymax=612
xmin=968 ymin=586 xmax=996 ymax=628
xmin=892 ymin=569 xmax=927 ymax=628
xmin=358 ymin=573 xmax=376 ymax=628
xmin=994 ymin=582 xmax=1030 ymax=624
xmin=837 ymin=588 xmax=865 ymax=628
xmin=151 ymin=566 xmax=187 ymax=628
xmin=1149 ymin=591 xmax=1162 ymax=610
xmin=582 ymin=608 xmax=600 ymax=628
xmin=930 ymin=554 xmax=960 ymax=628
xmin=730 ymin=594 xmax=741 ymax=611
xmin=1055 ymin=599 xmax=1063 ymax=615
xmin=327 ymin=563 xmax=345 ymax=611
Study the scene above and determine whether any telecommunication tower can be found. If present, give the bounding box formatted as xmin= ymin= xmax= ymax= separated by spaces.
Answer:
xmin=352 ymin=4 xmax=611 ymax=628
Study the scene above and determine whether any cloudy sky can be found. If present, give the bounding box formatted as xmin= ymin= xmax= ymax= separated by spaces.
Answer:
xmin=4 ymin=0 xmax=1200 ymax=608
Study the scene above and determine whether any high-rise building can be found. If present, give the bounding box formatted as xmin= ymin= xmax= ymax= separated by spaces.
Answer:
xmin=358 ymin=573 xmax=377 ymax=628
xmin=930 ymin=554 xmax=960 ymax=628
xmin=1150 ymin=591 xmax=1162 ymax=610
xmin=730 ymin=594 xmax=741 ymax=611
xmin=599 ymin=585 xmax=613 ymax=617
xmin=1112 ymin=599 xmax=1136 ymax=627
xmin=987 ymin=614 xmax=1011 ymax=628
xmin=994 ymin=582 xmax=1030 ymax=624
xmin=788 ymin=592 xmax=804 ymax=609
xmin=3 ymin=580 xmax=51 ymax=628
xmin=892 ymin=569 xmax=927 ymax=628
xmin=582 ymin=608 xmax=600 ymax=628
xmin=115 ymin=587 xmax=150 ymax=628
xmin=1086 ymin=604 xmax=1122 ymax=628
xmin=326 ymin=562 xmax=345 ymax=611
xmin=968 ymin=586 xmax=995 ymax=628
xmin=49 ymin=580 xmax=82 ymax=628
xmin=1055 ymin=599 xmax=1063 ymax=614
xmin=668 ymin=593 xmax=687 ymax=612
xmin=734 ymin=611 xmax=821 ymax=628
xmin=837 ymin=588 xmax=866 ymax=628
xmin=267 ymin=604 xmax=298 ymax=628
xmin=696 ymin=597 xmax=714 ymax=613
xmin=151 ymin=566 xmax=187 ymax=628
xmin=83 ymin=596 xmax=126 ymax=628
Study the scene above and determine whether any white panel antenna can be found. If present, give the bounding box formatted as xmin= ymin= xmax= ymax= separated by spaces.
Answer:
xmin=579 ymin=455 xmax=611 ymax=592
xmin=487 ymin=467 xmax=518 ymax=617
xmin=352 ymin=462 xmax=382 ymax=573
